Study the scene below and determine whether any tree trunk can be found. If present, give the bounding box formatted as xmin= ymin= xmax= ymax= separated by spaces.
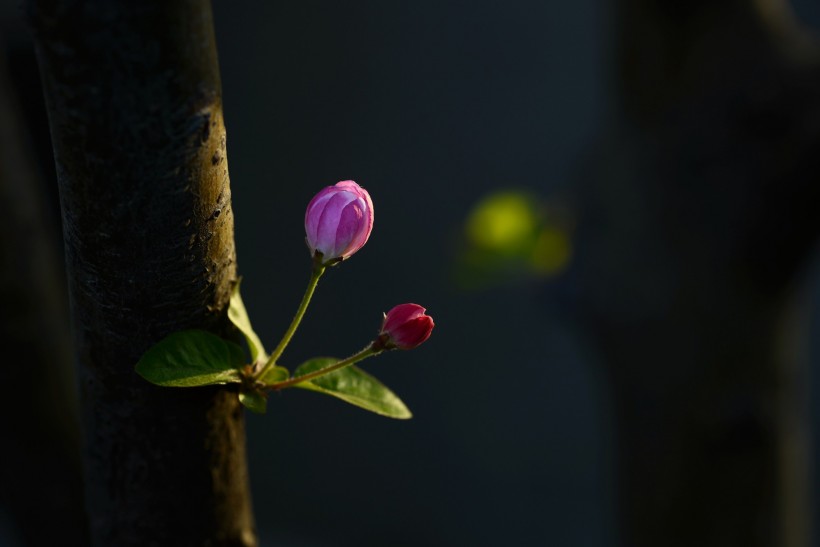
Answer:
xmin=0 ymin=46 xmax=88 ymax=546
xmin=28 ymin=1 xmax=256 ymax=544
xmin=577 ymin=1 xmax=820 ymax=545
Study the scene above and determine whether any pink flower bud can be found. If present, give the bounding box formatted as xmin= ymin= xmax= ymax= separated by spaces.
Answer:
xmin=305 ymin=180 xmax=374 ymax=264
xmin=378 ymin=303 xmax=434 ymax=350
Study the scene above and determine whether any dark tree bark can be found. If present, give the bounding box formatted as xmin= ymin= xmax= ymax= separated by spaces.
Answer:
xmin=577 ymin=1 xmax=820 ymax=546
xmin=0 ymin=47 xmax=88 ymax=546
xmin=28 ymin=1 xmax=256 ymax=545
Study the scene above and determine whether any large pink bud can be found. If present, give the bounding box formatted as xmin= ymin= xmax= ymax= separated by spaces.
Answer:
xmin=377 ymin=303 xmax=434 ymax=350
xmin=305 ymin=180 xmax=374 ymax=264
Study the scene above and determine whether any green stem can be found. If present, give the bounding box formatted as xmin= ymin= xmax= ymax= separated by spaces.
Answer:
xmin=268 ymin=345 xmax=380 ymax=390
xmin=255 ymin=262 xmax=325 ymax=380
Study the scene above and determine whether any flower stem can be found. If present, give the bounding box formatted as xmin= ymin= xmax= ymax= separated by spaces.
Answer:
xmin=268 ymin=345 xmax=380 ymax=390
xmin=254 ymin=262 xmax=325 ymax=380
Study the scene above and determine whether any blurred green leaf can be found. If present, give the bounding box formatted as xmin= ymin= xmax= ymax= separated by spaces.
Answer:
xmin=456 ymin=190 xmax=573 ymax=289
xmin=239 ymin=389 xmax=267 ymax=414
xmin=260 ymin=365 xmax=289 ymax=384
xmin=466 ymin=191 xmax=538 ymax=253
xmin=135 ymin=330 xmax=244 ymax=387
xmin=228 ymin=279 xmax=266 ymax=363
xmin=293 ymin=357 xmax=412 ymax=419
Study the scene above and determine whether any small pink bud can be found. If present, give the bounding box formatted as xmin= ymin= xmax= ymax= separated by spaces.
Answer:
xmin=305 ymin=180 xmax=374 ymax=264
xmin=377 ymin=303 xmax=434 ymax=350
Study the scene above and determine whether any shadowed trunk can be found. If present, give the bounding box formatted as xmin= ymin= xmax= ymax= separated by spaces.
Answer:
xmin=0 ymin=46 xmax=88 ymax=546
xmin=577 ymin=1 xmax=820 ymax=545
xmin=28 ymin=1 xmax=256 ymax=544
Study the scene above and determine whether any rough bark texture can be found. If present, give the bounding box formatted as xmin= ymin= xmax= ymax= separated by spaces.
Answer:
xmin=28 ymin=1 xmax=256 ymax=545
xmin=578 ymin=1 xmax=820 ymax=546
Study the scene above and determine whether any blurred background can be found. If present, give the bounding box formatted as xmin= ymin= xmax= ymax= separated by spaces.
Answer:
xmin=2 ymin=1 xmax=820 ymax=546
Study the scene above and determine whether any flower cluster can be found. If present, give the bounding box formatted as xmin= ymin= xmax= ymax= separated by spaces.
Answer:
xmin=247 ymin=180 xmax=434 ymax=413
xmin=303 ymin=181 xmax=433 ymax=351
xmin=136 ymin=179 xmax=433 ymax=419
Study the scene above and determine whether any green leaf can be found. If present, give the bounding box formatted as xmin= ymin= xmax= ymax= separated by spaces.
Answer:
xmin=293 ymin=358 xmax=412 ymax=419
xmin=260 ymin=365 xmax=289 ymax=385
xmin=228 ymin=279 xmax=266 ymax=363
xmin=239 ymin=389 xmax=267 ymax=414
xmin=135 ymin=330 xmax=245 ymax=387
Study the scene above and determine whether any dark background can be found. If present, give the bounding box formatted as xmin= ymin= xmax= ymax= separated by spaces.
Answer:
xmin=218 ymin=3 xmax=610 ymax=545
xmin=2 ymin=1 xmax=820 ymax=546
